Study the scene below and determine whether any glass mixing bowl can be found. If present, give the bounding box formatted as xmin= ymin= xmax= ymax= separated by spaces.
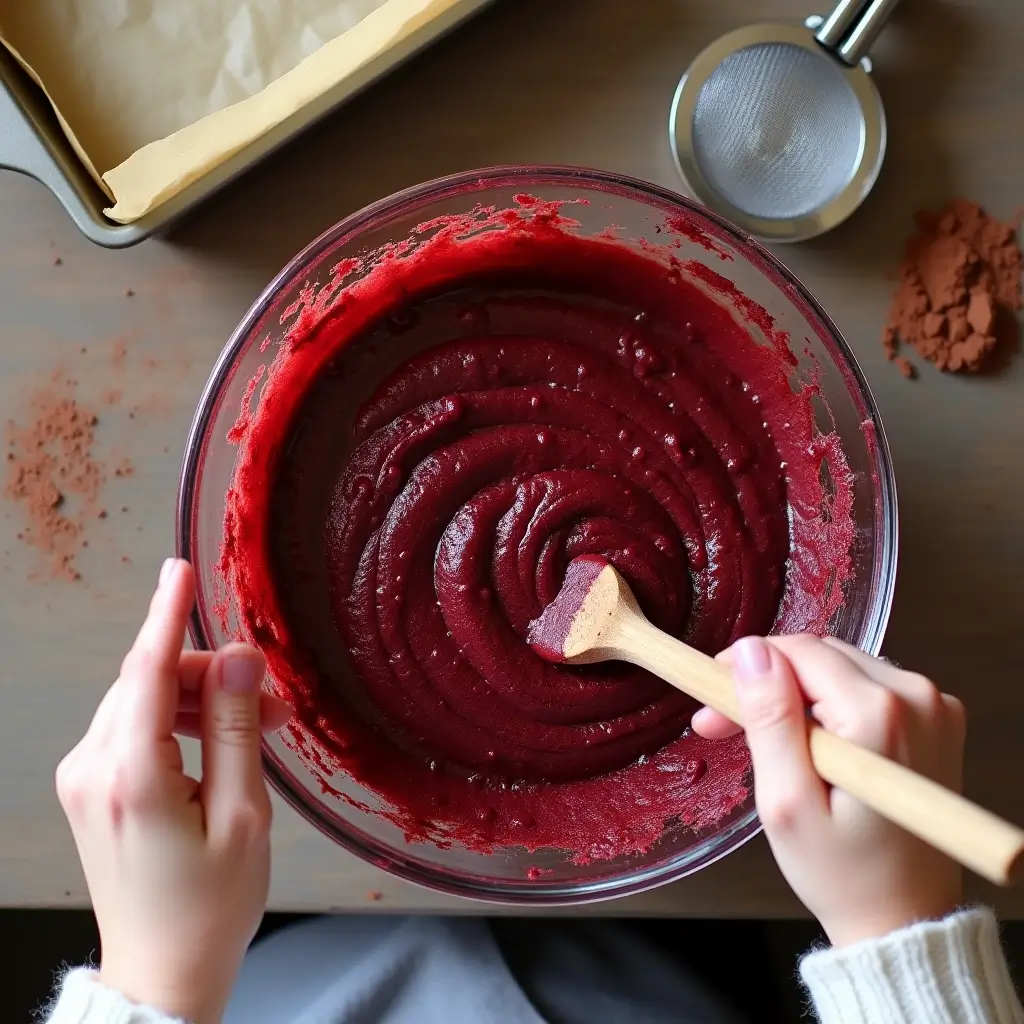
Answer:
xmin=178 ymin=166 xmax=897 ymax=905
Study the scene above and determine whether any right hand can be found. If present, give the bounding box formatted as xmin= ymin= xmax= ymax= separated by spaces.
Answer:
xmin=692 ymin=635 xmax=965 ymax=948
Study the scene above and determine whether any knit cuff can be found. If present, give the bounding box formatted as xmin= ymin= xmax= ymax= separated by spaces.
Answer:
xmin=800 ymin=907 xmax=1023 ymax=1024
xmin=44 ymin=968 xmax=188 ymax=1024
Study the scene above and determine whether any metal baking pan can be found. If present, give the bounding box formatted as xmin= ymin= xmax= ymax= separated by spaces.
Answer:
xmin=0 ymin=0 xmax=495 ymax=248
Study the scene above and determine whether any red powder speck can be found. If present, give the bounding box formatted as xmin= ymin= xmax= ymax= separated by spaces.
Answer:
xmin=895 ymin=356 xmax=916 ymax=379
xmin=113 ymin=458 xmax=135 ymax=478
xmin=365 ymin=890 xmax=383 ymax=901
xmin=4 ymin=385 xmax=103 ymax=581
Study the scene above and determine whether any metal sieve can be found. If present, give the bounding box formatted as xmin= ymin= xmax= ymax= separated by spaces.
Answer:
xmin=670 ymin=0 xmax=901 ymax=241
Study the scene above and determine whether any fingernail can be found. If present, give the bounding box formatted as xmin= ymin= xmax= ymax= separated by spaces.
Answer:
xmin=159 ymin=558 xmax=175 ymax=587
xmin=221 ymin=650 xmax=262 ymax=694
xmin=733 ymin=637 xmax=772 ymax=682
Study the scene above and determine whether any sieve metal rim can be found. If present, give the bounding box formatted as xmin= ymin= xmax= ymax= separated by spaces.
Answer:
xmin=669 ymin=22 xmax=886 ymax=243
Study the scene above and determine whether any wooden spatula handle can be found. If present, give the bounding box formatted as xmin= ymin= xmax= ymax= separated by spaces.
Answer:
xmin=615 ymin=617 xmax=1024 ymax=886
xmin=808 ymin=728 xmax=1024 ymax=886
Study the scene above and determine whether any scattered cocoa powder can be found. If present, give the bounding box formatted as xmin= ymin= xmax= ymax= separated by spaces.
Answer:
xmin=894 ymin=356 xmax=916 ymax=379
xmin=883 ymin=199 xmax=1022 ymax=374
xmin=6 ymin=265 xmax=193 ymax=579
xmin=5 ymin=386 xmax=103 ymax=580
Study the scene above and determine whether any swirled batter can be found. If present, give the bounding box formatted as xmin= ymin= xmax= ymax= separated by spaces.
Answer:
xmin=222 ymin=199 xmax=854 ymax=862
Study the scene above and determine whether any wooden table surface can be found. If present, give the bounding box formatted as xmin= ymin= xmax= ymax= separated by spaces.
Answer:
xmin=1 ymin=0 xmax=1022 ymax=915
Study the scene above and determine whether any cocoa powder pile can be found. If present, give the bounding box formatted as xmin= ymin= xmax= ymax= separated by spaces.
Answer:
xmin=5 ymin=387 xmax=104 ymax=581
xmin=883 ymin=199 xmax=1022 ymax=376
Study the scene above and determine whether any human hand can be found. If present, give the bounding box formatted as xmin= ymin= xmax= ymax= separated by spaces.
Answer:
xmin=55 ymin=558 xmax=293 ymax=1024
xmin=692 ymin=635 xmax=965 ymax=948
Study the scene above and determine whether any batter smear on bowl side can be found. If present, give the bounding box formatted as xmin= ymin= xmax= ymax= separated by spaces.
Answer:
xmin=220 ymin=198 xmax=855 ymax=863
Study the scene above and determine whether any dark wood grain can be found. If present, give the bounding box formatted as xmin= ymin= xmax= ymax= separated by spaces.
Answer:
xmin=0 ymin=0 xmax=1021 ymax=914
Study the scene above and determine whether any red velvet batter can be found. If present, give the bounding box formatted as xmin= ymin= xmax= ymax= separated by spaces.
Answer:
xmin=221 ymin=197 xmax=855 ymax=864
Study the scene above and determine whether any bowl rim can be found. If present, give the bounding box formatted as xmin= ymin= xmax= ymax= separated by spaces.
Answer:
xmin=177 ymin=163 xmax=898 ymax=906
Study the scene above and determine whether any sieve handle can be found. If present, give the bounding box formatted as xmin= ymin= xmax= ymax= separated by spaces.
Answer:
xmin=815 ymin=0 xmax=875 ymax=50
xmin=816 ymin=0 xmax=902 ymax=66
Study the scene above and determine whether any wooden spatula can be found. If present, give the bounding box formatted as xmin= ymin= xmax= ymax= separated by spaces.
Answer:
xmin=527 ymin=555 xmax=1024 ymax=886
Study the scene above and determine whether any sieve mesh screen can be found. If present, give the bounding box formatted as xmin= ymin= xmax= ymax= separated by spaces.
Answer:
xmin=692 ymin=43 xmax=865 ymax=220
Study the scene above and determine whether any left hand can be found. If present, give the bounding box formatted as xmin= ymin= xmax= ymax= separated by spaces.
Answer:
xmin=55 ymin=558 xmax=292 ymax=1024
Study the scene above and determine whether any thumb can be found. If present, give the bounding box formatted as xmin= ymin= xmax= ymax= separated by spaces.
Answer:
xmin=731 ymin=637 xmax=826 ymax=832
xmin=201 ymin=643 xmax=269 ymax=835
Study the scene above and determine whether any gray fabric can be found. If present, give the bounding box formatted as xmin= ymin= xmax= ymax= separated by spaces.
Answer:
xmin=495 ymin=920 xmax=746 ymax=1024
xmin=224 ymin=916 xmax=745 ymax=1024
xmin=224 ymin=916 xmax=544 ymax=1024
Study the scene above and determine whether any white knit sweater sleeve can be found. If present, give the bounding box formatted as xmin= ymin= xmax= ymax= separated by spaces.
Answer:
xmin=801 ymin=907 xmax=1024 ymax=1023
xmin=44 ymin=968 xmax=186 ymax=1024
